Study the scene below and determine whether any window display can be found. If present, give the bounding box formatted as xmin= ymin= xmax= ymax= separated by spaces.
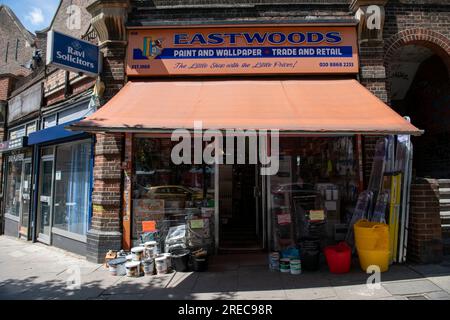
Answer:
xmin=133 ymin=137 xmax=215 ymax=251
xmin=53 ymin=140 xmax=92 ymax=236
xmin=4 ymin=156 xmax=23 ymax=218
xmin=269 ymin=137 xmax=359 ymax=252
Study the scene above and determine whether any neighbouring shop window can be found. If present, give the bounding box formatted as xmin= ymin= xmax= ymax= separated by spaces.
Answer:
xmin=43 ymin=102 xmax=92 ymax=130
xmin=8 ymin=120 xmax=39 ymax=140
xmin=4 ymin=156 xmax=23 ymax=217
xmin=133 ymin=137 xmax=215 ymax=250
xmin=270 ymin=137 xmax=359 ymax=251
xmin=43 ymin=115 xmax=57 ymax=129
xmin=52 ymin=140 xmax=92 ymax=236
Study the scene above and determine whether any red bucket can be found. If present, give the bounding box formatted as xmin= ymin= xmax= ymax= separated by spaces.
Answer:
xmin=324 ymin=242 xmax=351 ymax=274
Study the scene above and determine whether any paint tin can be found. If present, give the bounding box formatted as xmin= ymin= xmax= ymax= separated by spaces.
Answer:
xmin=131 ymin=247 xmax=145 ymax=262
xmin=108 ymin=257 xmax=127 ymax=276
xmin=163 ymin=253 xmax=172 ymax=270
xmin=290 ymin=259 xmax=302 ymax=275
xmin=125 ymin=261 xmax=141 ymax=277
xmin=144 ymin=241 xmax=158 ymax=258
xmin=280 ymin=258 xmax=291 ymax=273
xmin=155 ymin=256 xmax=168 ymax=275
xmin=142 ymin=258 xmax=155 ymax=275
xmin=269 ymin=252 xmax=280 ymax=271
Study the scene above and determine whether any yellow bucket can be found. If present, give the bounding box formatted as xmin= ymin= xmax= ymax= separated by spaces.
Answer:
xmin=357 ymin=248 xmax=390 ymax=273
xmin=354 ymin=220 xmax=389 ymax=250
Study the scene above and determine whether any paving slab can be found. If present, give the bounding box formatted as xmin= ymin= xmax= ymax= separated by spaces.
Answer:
xmin=285 ymin=287 xmax=336 ymax=300
xmin=427 ymin=276 xmax=450 ymax=293
xmin=234 ymin=289 xmax=287 ymax=300
xmin=424 ymin=291 xmax=450 ymax=300
xmin=382 ymin=279 xmax=443 ymax=295
xmin=192 ymin=271 xmax=239 ymax=293
xmin=408 ymin=264 xmax=450 ymax=277
xmin=333 ymin=284 xmax=392 ymax=300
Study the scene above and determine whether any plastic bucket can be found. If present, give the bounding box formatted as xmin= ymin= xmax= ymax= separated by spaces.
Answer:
xmin=280 ymin=258 xmax=291 ymax=273
xmin=108 ymin=257 xmax=127 ymax=276
xmin=125 ymin=261 xmax=141 ymax=277
xmin=142 ymin=258 xmax=155 ymax=275
xmin=155 ymin=256 xmax=168 ymax=275
xmin=269 ymin=252 xmax=280 ymax=271
xmin=354 ymin=220 xmax=389 ymax=250
xmin=192 ymin=256 xmax=208 ymax=272
xmin=131 ymin=247 xmax=145 ymax=262
xmin=172 ymin=250 xmax=190 ymax=272
xmin=290 ymin=259 xmax=302 ymax=275
xmin=324 ymin=242 xmax=351 ymax=274
xmin=357 ymin=248 xmax=390 ymax=273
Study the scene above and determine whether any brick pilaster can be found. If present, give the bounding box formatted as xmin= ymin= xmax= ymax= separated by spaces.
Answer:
xmin=408 ymin=178 xmax=443 ymax=264
xmin=87 ymin=133 xmax=124 ymax=263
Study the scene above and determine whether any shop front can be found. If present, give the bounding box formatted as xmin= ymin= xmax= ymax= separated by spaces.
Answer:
xmin=1 ymin=81 xmax=42 ymax=239
xmin=71 ymin=24 xmax=421 ymax=266
xmin=0 ymin=122 xmax=37 ymax=239
xmin=28 ymin=96 xmax=94 ymax=255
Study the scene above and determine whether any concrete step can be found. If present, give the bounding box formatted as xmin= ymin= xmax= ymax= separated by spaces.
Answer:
xmin=440 ymin=199 xmax=450 ymax=204
xmin=441 ymin=211 xmax=450 ymax=216
xmin=438 ymin=180 xmax=450 ymax=189
xmin=440 ymin=188 xmax=450 ymax=198
xmin=440 ymin=203 xmax=450 ymax=211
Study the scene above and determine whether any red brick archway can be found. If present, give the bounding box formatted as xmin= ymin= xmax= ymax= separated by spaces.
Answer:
xmin=384 ymin=28 xmax=450 ymax=74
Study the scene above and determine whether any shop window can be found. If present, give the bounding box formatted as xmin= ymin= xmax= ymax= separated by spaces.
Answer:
xmin=133 ymin=137 xmax=215 ymax=249
xmin=43 ymin=115 xmax=57 ymax=129
xmin=8 ymin=126 xmax=26 ymax=140
xmin=58 ymin=102 xmax=91 ymax=124
xmin=52 ymin=141 xmax=92 ymax=236
xmin=26 ymin=122 xmax=37 ymax=135
xmin=4 ymin=156 xmax=23 ymax=218
xmin=269 ymin=137 xmax=359 ymax=251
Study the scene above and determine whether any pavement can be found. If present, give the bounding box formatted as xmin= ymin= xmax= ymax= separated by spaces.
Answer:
xmin=0 ymin=235 xmax=450 ymax=300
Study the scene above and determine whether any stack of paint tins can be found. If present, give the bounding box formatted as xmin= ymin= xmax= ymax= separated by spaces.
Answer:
xmin=125 ymin=247 xmax=146 ymax=277
xmin=290 ymin=259 xmax=302 ymax=275
xmin=155 ymin=255 xmax=168 ymax=275
xmin=269 ymin=252 xmax=280 ymax=271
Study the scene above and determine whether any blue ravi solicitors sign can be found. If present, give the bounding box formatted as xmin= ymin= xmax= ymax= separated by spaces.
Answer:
xmin=46 ymin=30 xmax=101 ymax=77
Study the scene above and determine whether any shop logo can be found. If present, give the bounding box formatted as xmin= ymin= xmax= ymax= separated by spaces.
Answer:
xmin=171 ymin=121 xmax=280 ymax=176
xmin=133 ymin=36 xmax=164 ymax=60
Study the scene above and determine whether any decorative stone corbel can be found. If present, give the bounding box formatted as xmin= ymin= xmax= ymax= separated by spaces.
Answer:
xmin=86 ymin=0 xmax=130 ymax=47
xmin=350 ymin=0 xmax=388 ymax=45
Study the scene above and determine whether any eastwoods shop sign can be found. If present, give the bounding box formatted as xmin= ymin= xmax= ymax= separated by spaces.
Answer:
xmin=47 ymin=30 xmax=101 ymax=76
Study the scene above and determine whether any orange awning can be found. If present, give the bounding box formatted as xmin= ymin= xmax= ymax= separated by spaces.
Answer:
xmin=71 ymin=79 xmax=422 ymax=135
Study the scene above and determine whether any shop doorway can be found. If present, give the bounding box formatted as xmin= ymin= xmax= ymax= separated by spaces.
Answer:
xmin=3 ymin=154 xmax=33 ymax=239
xmin=218 ymin=164 xmax=265 ymax=252
xmin=388 ymin=44 xmax=450 ymax=178
xmin=19 ymin=160 xmax=32 ymax=238
xmin=37 ymin=149 xmax=55 ymax=244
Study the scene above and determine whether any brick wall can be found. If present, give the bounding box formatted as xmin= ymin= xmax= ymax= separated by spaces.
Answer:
xmin=408 ymin=178 xmax=443 ymax=263
xmin=0 ymin=75 xmax=15 ymax=101
xmin=129 ymin=0 xmax=353 ymax=26
xmin=50 ymin=0 xmax=96 ymax=38
xmin=0 ymin=6 xmax=35 ymax=76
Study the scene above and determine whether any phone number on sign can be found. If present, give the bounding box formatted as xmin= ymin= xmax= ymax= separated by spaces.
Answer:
xmin=319 ymin=62 xmax=354 ymax=67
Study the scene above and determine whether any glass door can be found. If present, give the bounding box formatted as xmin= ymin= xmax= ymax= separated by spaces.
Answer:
xmin=37 ymin=150 xmax=55 ymax=244
xmin=19 ymin=160 xmax=32 ymax=238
